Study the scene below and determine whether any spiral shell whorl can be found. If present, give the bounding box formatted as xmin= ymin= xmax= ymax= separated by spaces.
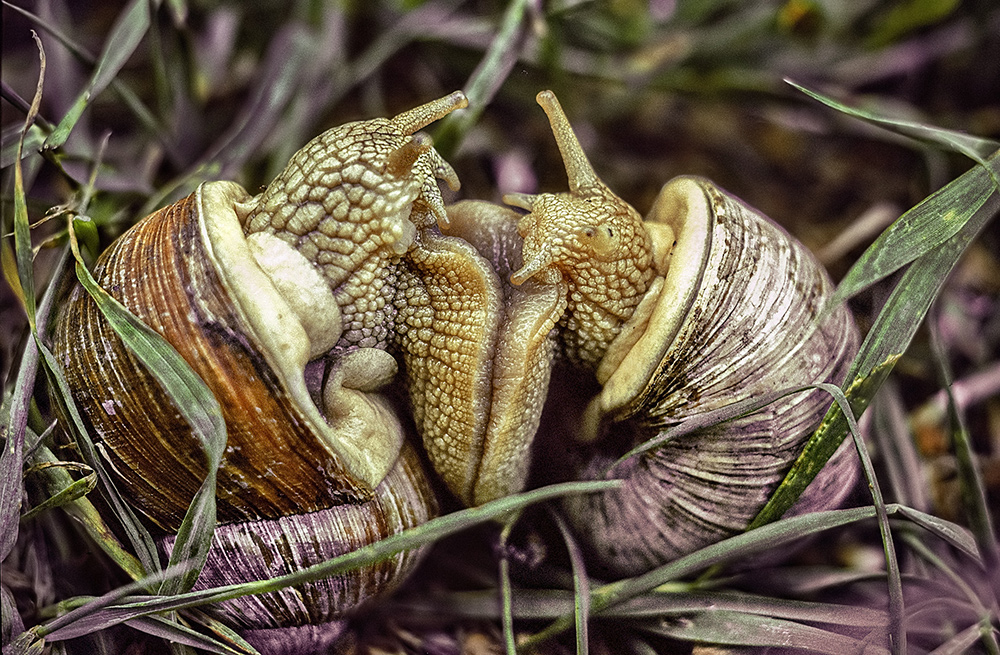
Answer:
xmin=158 ymin=442 xmax=436 ymax=655
xmin=53 ymin=185 xmax=371 ymax=531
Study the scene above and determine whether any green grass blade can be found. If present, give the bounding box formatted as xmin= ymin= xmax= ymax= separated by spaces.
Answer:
xmin=498 ymin=518 xmax=518 ymax=655
xmin=2 ymin=36 xmax=46 ymax=561
xmin=551 ymin=510 xmax=590 ymax=655
xmin=12 ymin=32 xmax=44 ymax=328
xmin=431 ymin=0 xmax=530 ymax=157
xmin=754 ymin=182 xmax=1000 ymax=528
xmin=36 ymin=563 xmax=198 ymax=641
xmin=833 ymin=156 xmax=1000 ymax=304
xmin=44 ymin=0 xmax=153 ymax=149
xmin=25 ymin=444 xmax=145 ymax=580
xmin=0 ymin=332 xmax=36 ymax=561
xmin=786 ymin=80 xmax=1000 ymax=165
xmin=19 ymin=462 xmax=96 ymax=522
xmin=39 ymin=339 xmax=161 ymax=577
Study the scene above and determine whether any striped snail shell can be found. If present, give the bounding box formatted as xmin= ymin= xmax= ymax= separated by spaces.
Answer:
xmin=51 ymin=92 xmax=468 ymax=653
xmin=418 ymin=91 xmax=860 ymax=575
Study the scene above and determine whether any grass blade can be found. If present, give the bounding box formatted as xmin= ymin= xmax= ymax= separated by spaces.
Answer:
xmin=833 ymin=158 xmax=1000 ymax=304
xmin=551 ymin=509 xmax=591 ymax=655
xmin=34 ymin=480 xmax=621 ymax=640
xmin=19 ymin=462 xmax=96 ymax=522
xmin=431 ymin=0 xmax=529 ymax=157
xmin=122 ymin=615 xmax=252 ymax=655
xmin=25 ymin=444 xmax=145 ymax=580
xmin=786 ymin=80 xmax=1000 ymax=165
xmin=754 ymin=176 xmax=1000 ymax=528
xmin=2 ymin=32 xmax=45 ymax=562
xmin=44 ymin=0 xmax=153 ymax=149
xmin=639 ymin=609 xmax=888 ymax=654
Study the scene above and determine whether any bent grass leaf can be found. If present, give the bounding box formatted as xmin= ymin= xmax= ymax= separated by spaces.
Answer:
xmin=786 ymin=80 xmax=1000 ymax=165
xmin=19 ymin=462 xmax=96 ymax=522
xmin=27 ymin=444 xmax=145 ymax=580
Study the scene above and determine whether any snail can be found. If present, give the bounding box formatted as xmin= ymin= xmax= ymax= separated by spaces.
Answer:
xmin=406 ymin=90 xmax=861 ymax=576
xmin=50 ymin=92 xmax=468 ymax=653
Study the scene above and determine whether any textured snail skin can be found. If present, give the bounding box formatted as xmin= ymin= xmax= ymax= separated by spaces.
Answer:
xmin=241 ymin=91 xmax=468 ymax=354
xmin=423 ymin=91 xmax=861 ymax=575
xmin=51 ymin=94 xmax=466 ymax=652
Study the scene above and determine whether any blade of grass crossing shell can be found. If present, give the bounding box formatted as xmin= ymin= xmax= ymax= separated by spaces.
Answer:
xmin=39 ymin=336 xmax=161 ymax=577
xmin=44 ymin=0 xmax=153 ymax=149
xmin=37 ymin=481 xmax=622 ymax=638
xmin=66 ymin=220 xmax=226 ymax=595
xmin=753 ymin=186 xmax=1000 ymax=528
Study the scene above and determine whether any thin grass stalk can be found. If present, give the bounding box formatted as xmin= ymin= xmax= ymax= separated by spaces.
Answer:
xmin=929 ymin=315 xmax=1000 ymax=573
xmin=549 ymin=509 xmax=590 ymax=655
xmin=499 ymin=516 xmax=518 ymax=655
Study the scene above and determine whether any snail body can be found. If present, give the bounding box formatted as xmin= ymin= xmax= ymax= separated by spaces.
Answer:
xmin=51 ymin=94 xmax=467 ymax=653
xmin=416 ymin=91 xmax=860 ymax=575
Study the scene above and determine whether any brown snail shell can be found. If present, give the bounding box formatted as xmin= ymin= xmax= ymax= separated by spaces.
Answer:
xmin=418 ymin=91 xmax=860 ymax=575
xmin=49 ymin=92 xmax=470 ymax=652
